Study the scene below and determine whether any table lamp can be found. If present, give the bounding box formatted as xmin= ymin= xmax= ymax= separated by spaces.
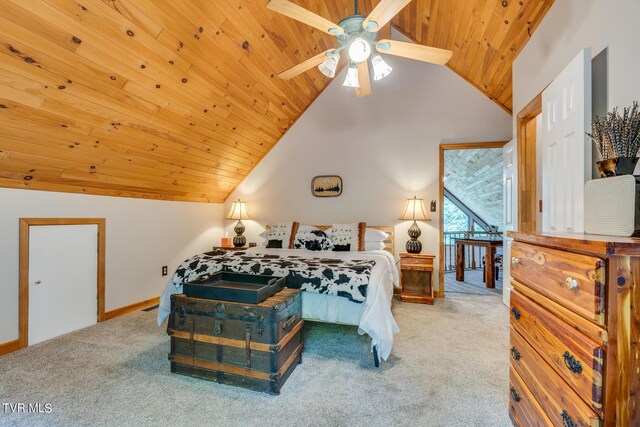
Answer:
xmin=399 ymin=196 xmax=431 ymax=253
xmin=226 ymin=199 xmax=250 ymax=247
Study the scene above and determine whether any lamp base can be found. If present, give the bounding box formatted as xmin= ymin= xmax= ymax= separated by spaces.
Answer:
xmin=405 ymin=239 xmax=422 ymax=254
xmin=233 ymin=220 xmax=246 ymax=248
xmin=405 ymin=220 xmax=422 ymax=254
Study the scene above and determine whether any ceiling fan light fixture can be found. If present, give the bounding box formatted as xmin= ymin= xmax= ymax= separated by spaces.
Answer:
xmin=371 ymin=54 xmax=392 ymax=81
xmin=342 ymin=64 xmax=360 ymax=88
xmin=348 ymin=37 xmax=371 ymax=63
xmin=318 ymin=52 xmax=339 ymax=78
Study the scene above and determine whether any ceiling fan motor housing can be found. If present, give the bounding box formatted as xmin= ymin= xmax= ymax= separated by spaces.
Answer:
xmin=335 ymin=15 xmax=378 ymax=63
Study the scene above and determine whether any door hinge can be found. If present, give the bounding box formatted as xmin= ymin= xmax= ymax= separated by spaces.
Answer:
xmin=538 ymin=199 xmax=543 ymax=213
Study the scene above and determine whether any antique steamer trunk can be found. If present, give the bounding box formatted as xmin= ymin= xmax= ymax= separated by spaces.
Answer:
xmin=167 ymin=288 xmax=303 ymax=395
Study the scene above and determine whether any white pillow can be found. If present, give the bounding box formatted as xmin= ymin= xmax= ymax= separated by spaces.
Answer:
xmin=365 ymin=228 xmax=389 ymax=242
xmin=264 ymin=222 xmax=300 ymax=249
xmin=365 ymin=241 xmax=386 ymax=251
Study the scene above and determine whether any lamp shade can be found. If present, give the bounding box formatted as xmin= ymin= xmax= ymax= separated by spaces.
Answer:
xmin=318 ymin=52 xmax=339 ymax=78
xmin=399 ymin=196 xmax=430 ymax=221
xmin=342 ymin=65 xmax=360 ymax=88
xmin=371 ymin=55 xmax=392 ymax=81
xmin=226 ymin=200 xmax=250 ymax=220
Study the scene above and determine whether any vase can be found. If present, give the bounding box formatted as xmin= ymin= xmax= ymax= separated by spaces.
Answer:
xmin=596 ymin=156 xmax=639 ymax=178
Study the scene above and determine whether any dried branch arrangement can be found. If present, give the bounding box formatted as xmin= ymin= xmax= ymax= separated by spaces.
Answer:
xmin=587 ymin=101 xmax=640 ymax=160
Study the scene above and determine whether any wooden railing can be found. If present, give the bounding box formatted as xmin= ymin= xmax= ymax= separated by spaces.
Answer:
xmin=443 ymin=231 xmax=503 ymax=271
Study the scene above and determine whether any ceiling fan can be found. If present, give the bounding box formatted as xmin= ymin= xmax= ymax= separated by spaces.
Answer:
xmin=267 ymin=0 xmax=453 ymax=97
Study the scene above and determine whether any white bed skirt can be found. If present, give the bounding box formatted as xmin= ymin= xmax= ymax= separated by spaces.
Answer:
xmin=301 ymin=292 xmax=363 ymax=326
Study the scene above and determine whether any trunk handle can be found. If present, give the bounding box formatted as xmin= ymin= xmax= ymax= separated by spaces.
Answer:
xmin=245 ymin=325 xmax=252 ymax=369
xmin=283 ymin=314 xmax=297 ymax=331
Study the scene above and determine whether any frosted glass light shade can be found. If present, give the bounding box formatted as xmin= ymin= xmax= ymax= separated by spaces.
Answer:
xmin=226 ymin=200 xmax=250 ymax=220
xmin=399 ymin=196 xmax=430 ymax=221
xmin=348 ymin=38 xmax=371 ymax=63
xmin=318 ymin=53 xmax=339 ymax=78
xmin=371 ymin=55 xmax=392 ymax=81
xmin=342 ymin=65 xmax=360 ymax=88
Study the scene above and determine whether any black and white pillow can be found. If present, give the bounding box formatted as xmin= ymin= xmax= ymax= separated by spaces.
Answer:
xmin=265 ymin=222 xmax=299 ymax=249
xmin=330 ymin=222 xmax=366 ymax=251
xmin=293 ymin=229 xmax=332 ymax=251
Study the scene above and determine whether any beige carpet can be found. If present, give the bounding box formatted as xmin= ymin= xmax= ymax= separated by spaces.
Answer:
xmin=0 ymin=293 xmax=510 ymax=427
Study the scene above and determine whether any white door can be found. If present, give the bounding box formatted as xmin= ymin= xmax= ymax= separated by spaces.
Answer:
xmin=502 ymin=139 xmax=517 ymax=306
xmin=541 ymin=48 xmax=592 ymax=233
xmin=29 ymin=225 xmax=98 ymax=345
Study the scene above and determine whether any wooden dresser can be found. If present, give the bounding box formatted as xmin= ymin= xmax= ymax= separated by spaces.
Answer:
xmin=507 ymin=231 xmax=640 ymax=427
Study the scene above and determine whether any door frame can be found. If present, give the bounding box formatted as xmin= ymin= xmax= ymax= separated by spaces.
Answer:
xmin=18 ymin=218 xmax=106 ymax=349
xmin=438 ymin=141 xmax=508 ymax=298
xmin=517 ymin=93 xmax=542 ymax=232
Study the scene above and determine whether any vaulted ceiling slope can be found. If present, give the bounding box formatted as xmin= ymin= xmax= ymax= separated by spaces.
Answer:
xmin=393 ymin=0 xmax=555 ymax=113
xmin=0 ymin=0 xmax=379 ymax=202
xmin=0 ymin=1 xmax=552 ymax=202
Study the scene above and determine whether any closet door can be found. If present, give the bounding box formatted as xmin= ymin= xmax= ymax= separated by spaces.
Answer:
xmin=541 ymin=48 xmax=592 ymax=233
xmin=28 ymin=224 xmax=98 ymax=345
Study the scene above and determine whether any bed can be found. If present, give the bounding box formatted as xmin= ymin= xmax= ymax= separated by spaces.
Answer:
xmin=157 ymin=226 xmax=400 ymax=364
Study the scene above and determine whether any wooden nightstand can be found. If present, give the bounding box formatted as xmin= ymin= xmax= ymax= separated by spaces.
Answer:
xmin=399 ymin=253 xmax=435 ymax=304
xmin=212 ymin=246 xmax=248 ymax=251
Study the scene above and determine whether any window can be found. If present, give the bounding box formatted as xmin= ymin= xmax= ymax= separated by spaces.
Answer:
xmin=443 ymin=197 xmax=469 ymax=232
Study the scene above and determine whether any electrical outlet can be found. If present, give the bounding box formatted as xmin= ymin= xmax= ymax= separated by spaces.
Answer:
xmin=162 ymin=266 xmax=168 ymax=276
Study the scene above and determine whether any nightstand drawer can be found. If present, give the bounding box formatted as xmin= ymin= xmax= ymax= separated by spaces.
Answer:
xmin=510 ymin=242 xmax=605 ymax=325
xmin=511 ymin=289 xmax=604 ymax=412
xmin=401 ymin=257 xmax=431 ymax=267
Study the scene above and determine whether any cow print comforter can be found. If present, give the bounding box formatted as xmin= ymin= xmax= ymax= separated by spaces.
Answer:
xmin=171 ymin=251 xmax=377 ymax=303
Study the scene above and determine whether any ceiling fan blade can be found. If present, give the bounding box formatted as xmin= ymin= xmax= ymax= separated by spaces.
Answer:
xmin=267 ymin=0 xmax=344 ymax=35
xmin=376 ymin=39 xmax=453 ymax=65
xmin=362 ymin=0 xmax=412 ymax=32
xmin=355 ymin=62 xmax=371 ymax=97
xmin=278 ymin=49 xmax=335 ymax=80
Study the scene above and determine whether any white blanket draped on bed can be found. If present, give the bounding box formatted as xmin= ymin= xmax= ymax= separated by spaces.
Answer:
xmin=157 ymin=248 xmax=400 ymax=361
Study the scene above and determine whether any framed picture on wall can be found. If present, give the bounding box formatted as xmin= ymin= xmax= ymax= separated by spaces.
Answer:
xmin=311 ymin=175 xmax=342 ymax=197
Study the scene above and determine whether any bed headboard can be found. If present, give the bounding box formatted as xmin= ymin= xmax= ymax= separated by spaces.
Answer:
xmin=314 ymin=225 xmax=394 ymax=255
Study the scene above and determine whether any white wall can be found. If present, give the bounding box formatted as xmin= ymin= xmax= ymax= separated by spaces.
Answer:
xmin=0 ymin=188 xmax=223 ymax=344
xmin=225 ymin=32 xmax=513 ymax=291
xmin=513 ymin=0 xmax=640 ymax=173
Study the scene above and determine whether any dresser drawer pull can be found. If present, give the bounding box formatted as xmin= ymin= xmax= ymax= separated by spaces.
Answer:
xmin=561 ymin=410 xmax=578 ymax=427
xmin=562 ymin=351 xmax=583 ymax=374
xmin=511 ymin=307 xmax=521 ymax=320
xmin=510 ymin=347 xmax=521 ymax=361
xmin=510 ymin=386 xmax=521 ymax=403
xmin=511 ymin=257 xmax=520 ymax=265
xmin=565 ymin=277 xmax=579 ymax=289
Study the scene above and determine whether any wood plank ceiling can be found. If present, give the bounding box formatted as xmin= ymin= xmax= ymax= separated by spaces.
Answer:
xmin=0 ymin=0 xmax=554 ymax=202
xmin=393 ymin=0 xmax=555 ymax=113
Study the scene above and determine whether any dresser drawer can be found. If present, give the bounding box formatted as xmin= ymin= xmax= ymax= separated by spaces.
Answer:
xmin=510 ymin=242 xmax=605 ymax=325
xmin=510 ymin=327 xmax=601 ymax=427
xmin=509 ymin=366 xmax=554 ymax=427
xmin=510 ymin=290 xmax=604 ymax=412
